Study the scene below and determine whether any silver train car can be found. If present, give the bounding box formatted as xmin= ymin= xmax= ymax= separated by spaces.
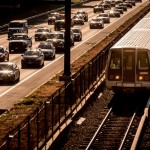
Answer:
xmin=105 ymin=18 xmax=150 ymax=93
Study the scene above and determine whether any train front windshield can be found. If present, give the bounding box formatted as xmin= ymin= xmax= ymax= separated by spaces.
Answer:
xmin=108 ymin=49 xmax=150 ymax=83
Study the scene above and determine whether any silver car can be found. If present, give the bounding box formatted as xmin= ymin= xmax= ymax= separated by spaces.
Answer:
xmin=0 ymin=62 xmax=20 ymax=83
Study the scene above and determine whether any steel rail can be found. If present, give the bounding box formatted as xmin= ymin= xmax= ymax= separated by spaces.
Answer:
xmin=131 ymin=96 xmax=150 ymax=150
xmin=85 ymin=107 xmax=112 ymax=150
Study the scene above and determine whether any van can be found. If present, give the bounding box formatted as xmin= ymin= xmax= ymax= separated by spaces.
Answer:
xmin=8 ymin=20 xmax=28 ymax=39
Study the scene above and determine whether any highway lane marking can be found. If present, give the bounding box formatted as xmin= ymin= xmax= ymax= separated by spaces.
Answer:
xmin=0 ymin=2 xmax=146 ymax=97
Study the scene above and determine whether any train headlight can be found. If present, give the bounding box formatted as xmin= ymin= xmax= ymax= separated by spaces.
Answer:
xmin=115 ymin=75 xmax=120 ymax=80
xmin=139 ymin=76 xmax=143 ymax=80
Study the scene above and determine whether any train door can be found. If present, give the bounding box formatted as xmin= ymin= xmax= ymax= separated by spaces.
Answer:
xmin=123 ymin=50 xmax=135 ymax=82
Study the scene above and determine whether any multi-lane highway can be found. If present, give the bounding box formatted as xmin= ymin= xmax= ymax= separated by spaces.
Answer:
xmin=0 ymin=0 xmax=149 ymax=110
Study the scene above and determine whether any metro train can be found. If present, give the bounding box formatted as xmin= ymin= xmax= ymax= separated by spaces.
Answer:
xmin=105 ymin=17 xmax=150 ymax=93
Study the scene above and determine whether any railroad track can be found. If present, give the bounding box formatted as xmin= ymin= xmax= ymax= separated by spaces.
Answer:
xmin=81 ymin=94 xmax=150 ymax=150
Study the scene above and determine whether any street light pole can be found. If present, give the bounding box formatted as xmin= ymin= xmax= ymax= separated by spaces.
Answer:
xmin=64 ymin=0 xmax=71 ymax=77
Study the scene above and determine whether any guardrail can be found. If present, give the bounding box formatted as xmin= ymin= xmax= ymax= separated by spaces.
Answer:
xmin=0 ymin=0 xmax=90 ymax=34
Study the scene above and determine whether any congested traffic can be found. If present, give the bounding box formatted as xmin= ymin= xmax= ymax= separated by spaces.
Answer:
xmin=0 ymin=0 xmax=142 ymax=86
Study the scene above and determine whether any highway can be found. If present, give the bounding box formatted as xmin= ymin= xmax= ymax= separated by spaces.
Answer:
xmin=0 ymin=0 xmax=148 ymax=110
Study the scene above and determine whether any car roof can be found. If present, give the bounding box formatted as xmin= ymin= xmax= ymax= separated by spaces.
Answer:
xmin=0 ymin=61 xmax=15 ymax=65
xmin=10 ymin=20 xmax=27 ymax=23
xmin=13 ymin=33 xmax=28 ymax=35
xmin=50 ymin=31 xmax=64 ymax=34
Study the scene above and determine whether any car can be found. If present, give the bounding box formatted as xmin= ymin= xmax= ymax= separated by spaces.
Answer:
xmin=75 ymin=10 xmax=88 ymax=22
xmin=21 ymin=49 xmax=44 ymax=68
xmin=72 ymin=15 xmax=84 ymax=25
xmin=89 ymin=18 xmax=104 ymax=29
xmin=47 ymin=12 xmax=60 ymax=25
xmin=93 ymin=4 xmax=104 ymax=13
xmin=108 ymin=9 xmax=121 ymax=17
xmin=71 ymin=27 xmax=82 ymax=41
xmin=60 ymin=29 xmax=75 ymax=46
xmin=37 ymin=42 xmax=56 ymax=60
xmin=9 ymin=33 xmax=32 ymax=53
xmin=46 ymin=31 xmax=65 ymax=52
xmin=125 ymin=0 xmax=136 ymax=6
xmin=115 ymin=0 xmax=123 ymax=4
xmin=101 ymin=2 xmax=111 ymax=10
xmin=54 ymin=19 xmax=65 ymax=31
xmin=0 ymin=46 xmax=9 ymax=62
xmin=123 ymin=2 xmax=132 ymax=8
xmin=0 ymin=61 xmax=20 ymax=83
xmin=34 ymin=27 xmax=51 ymax=41
xmin=113 ymin=7 xmax=124 ymax=14
xmin=116 ymin=4 xmax=127 ymax=11
xmin=97 ymin=13 xmax=110 ymax=23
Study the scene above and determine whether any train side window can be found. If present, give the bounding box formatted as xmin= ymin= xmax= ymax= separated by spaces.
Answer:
xmin=109 ymin=51 xmax=121 ymax=69
xmin=137 ymin=51 xmax=149 ymax=70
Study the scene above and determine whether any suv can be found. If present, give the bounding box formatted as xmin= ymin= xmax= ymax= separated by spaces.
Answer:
xmin=54 ymin=19 xmax=65 ymax=31
xmin=8 ymin=20 xmax=28 ymax=39
xmin=60 ymin=29 xmax=75 ymax=46
xmin=9 ymin=33 xmax=32 ymax=53
xmin=48 ymin=12 xmax=60 ymax=25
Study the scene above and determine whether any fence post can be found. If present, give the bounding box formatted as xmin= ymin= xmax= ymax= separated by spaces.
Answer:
xmin=18 ymin=125 xmax=21 ymax=150
xmin=28 ymin=116 xmax=30 ymax=150
xmin=36 ymin=108 xmax=39 ymax=150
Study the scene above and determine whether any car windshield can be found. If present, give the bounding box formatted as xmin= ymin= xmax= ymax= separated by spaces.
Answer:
xmin=9 ymin=22 xmax=24 ymax=28
xmin=12 ymin=35 xmax=27 ymax=40
xmin=72 ymin=29 xmax=80 ymax=33
xmin=0 ymin=64 xmax=13 ymax=71
xmin=24 ymin=51 xmax=39 ymax=56
xmin=37 ymin=29 xmax=49 ymax=32
xmin=0 ymin=48 xmax=4 ymax=53
xmin=38 ymin=44 xmax=52 ymax=49
xmin=48 ymin=33 xmax=63 ymax=39
xmin=99 ymin=14 xmax=108 ymax=17
xmin=92 ymin=18 xmax=102 ymax=22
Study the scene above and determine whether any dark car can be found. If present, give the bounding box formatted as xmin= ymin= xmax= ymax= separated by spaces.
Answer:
xmin=46 ymin=31 xmax=65 ymax=52
xmin=116 ymin=4 xmax=127 ymax=11
xmin=21 ymin=49 xmax=44 ymax=68
xmin=0 ymin=62 xmax=20 ymax=83
xmin=97 ymin=13 xmax=110 ymax=23
xmin=9 ymin=33 xmax=32 ymax=53
xmin=75 ymin=10 xmax=88 ymax=22
xmin=34 ymin=28 xmax=51 ymax=41
xmin=102 ymin=2 xmax=111 ymax=10
xmin=54 ymin=19 xmax=65 ymax=31
xmin=113 ymin=7 xmax=124 ymax=14
xmin=0 ymin=46 xmax=9 ymax=61
xmin=93 ymin=4 xmax=104 ymax=13
xmin=89 ymin=18 xmax=104 ymax=29
xmin=71 ymin=27 xmax=82 ymax=41
xmin=108 ymin=9 xmax=120 ymax=17
xmin=47 ymin=12 xmax=60 ymax=25
xmin=123 ymin=2 xmax=132 ymax=8
xmin=125 ymin=0 xmax=136 ymax=6
xmin=60 ymin=29 xmax=75 ymax=46
xmin=38 ymin=42 xmax=56 ymax=60
xmin=72 ymin=15 xmax=84 ymax=25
